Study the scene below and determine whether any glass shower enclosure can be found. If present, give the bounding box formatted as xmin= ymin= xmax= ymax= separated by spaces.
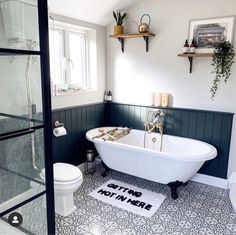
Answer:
xmin=0 ymin=0 xmax=55 ymax=234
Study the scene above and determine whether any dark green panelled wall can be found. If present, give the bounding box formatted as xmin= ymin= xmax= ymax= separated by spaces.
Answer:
xmin=52 ymin=102 xmax=234 ymax=179
xmin=52 ymin=103 xmax=105 ymax=165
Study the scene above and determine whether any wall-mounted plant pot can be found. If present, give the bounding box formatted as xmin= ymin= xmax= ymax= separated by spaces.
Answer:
xmin=114 ymin=25 xmax=124 ymax=35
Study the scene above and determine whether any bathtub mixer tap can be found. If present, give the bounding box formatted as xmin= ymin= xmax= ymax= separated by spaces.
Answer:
xmin=144 ymin=109 xmax=165 ymax=151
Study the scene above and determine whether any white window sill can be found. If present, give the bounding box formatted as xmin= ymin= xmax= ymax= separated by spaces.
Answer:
xmin=52 ymin=89 xmax=97 ymax=97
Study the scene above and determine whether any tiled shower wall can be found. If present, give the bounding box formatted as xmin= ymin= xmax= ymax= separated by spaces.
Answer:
xmin=52 ymin=102 xmax=234 ymax=179
xmin=0 ymin=119 xmax=44 ymax=203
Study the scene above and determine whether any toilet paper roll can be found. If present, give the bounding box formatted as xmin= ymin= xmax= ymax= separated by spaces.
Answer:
xmin=53 ymin=127 xmax=67 ymax=137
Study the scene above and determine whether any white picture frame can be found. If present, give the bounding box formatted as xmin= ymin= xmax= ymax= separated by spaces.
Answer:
xmin=189 ymin=16 xmax=235 ymax=53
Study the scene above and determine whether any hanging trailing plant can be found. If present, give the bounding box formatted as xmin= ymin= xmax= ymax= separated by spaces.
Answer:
xmin=211 ymin=41 xmax=235 ymax=99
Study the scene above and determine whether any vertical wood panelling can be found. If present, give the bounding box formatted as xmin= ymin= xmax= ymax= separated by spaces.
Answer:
xmin=106 ymin=103 xmax=233 ymax=179
xmin=53 ymin=102 xmax=233 ymax=179
xmin=173 ymin=110 xmax=182 ymax=136
xmin=52 ymin=103 xmax=105 ymax=165
xmin=188 ymin=111 xmax=197 ymax=138
xmin=210 ymin=114 xmax=223 ymax=177
xmin=195 ymin=112 xmax=205 ymax=140
xmin=218 ymin=115 xmax=233 ymax=178
xmin=180 ymin=111 xmax=189 ymax=137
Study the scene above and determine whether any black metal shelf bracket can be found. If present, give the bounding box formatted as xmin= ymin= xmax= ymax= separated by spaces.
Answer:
xmin=118 ymin=38 xmax=124 ymax=53
xmin=143 ymin=36 xmax=149 ymax=52
xmin=188 ymin=57 xmax=193 ymax=73
xmin=116 ymin=36 xmax=152 ymax=53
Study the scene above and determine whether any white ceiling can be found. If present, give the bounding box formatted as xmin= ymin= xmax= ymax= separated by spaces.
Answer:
xmin=48 ymin=0 xmax=140 ymax=26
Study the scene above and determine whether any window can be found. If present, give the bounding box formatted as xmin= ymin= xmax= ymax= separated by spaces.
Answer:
xmin=49 ymin=22 xmax=90 ymax=95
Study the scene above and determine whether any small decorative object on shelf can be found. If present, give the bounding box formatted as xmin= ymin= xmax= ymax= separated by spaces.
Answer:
xmin=183 ymin=39 xmax=189 ymax=54
xmin=161 ymin=93 xmax=169 ymax=107
xmin=104 ymin=90 xmax=112 ymax=102
xmin=210 ymin=41 xmax=235 ymax=99
xmin=138 ymin=14 xmax=151 ymax=33
xmin=189 ymin=39 xmax=197 ymax=54
xmin=113 ymin=11 xmax=127 ymax=35
xmin=152 ymin=92 xmax=162 ymax=106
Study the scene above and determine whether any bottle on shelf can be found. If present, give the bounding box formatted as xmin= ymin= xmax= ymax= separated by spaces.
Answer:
xmin=183 ymin=39 xmax=189 ymax=54
xmin=104 ymin=91 xmax=108 ymax=101
xmin=104 ymin=91 xmax=112 ymax=102
xmin=189 ymin=39 xmax=197 ymax=54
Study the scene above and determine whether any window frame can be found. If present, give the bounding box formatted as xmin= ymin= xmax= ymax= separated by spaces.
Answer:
xmin=49 ymin=21 xmax=90 ymax=96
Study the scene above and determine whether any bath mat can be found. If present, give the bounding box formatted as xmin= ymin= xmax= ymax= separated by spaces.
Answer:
xmin=89 ymin=179 xmax=166 ymax=218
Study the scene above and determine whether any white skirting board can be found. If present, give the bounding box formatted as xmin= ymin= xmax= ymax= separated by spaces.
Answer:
xmin=228 ymin=172 xmax=236 ymax=212
xmin=190 ymin=173 xmax=228 ymax=189
xmin=78 ymin=158 xmax=229 ymax=189
xmin=228 ymin=172 xmax=236 ymax=188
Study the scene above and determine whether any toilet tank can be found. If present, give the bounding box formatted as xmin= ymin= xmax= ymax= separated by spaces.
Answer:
xmin=0 ymin=0 xmax=38 ymax=42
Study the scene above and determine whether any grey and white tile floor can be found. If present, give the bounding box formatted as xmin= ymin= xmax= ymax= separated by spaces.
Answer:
xmin=56 ymin=165 xmax=236 ymax=235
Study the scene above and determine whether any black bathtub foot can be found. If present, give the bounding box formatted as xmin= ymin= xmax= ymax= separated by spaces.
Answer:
xmin=167 ymin=181 xmax=184 ymax=200
xmin=183 ymin=181 xmax=188 ymax=187
xmin=101 ymin=161 xmax=110 ymax=177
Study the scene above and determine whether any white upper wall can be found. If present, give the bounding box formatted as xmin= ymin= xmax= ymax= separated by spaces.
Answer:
xmin=48 ymin=0 xmax=140 ymax=26
xmin=49 ymin=0 xmax=140 ymax=109
xmin=106 ymin=0 xmax=236 ymax=176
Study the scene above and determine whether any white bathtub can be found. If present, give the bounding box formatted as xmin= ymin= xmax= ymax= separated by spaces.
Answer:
xmin=86 ymin=127 xmax=217 ymax=197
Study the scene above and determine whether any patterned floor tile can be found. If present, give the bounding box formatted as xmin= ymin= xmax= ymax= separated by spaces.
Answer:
xmin=56 ymin=165 xmax=236 ymax=235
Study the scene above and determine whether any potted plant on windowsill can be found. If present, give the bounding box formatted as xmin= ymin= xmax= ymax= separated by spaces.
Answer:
xmin=211 ymin=41 xmax=235 ymax=99
xmin=113 ymin=11 xmax=127 ymax=35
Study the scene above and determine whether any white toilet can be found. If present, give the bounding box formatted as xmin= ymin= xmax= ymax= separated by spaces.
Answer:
xmin=41 ymin=163 xmax=83 ymax=217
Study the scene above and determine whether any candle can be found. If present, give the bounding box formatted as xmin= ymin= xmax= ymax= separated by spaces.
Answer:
xmin=154 ymin=92 xmax=162 ymax=106
xmin=161 ymin=93 xmax=169 ymax=107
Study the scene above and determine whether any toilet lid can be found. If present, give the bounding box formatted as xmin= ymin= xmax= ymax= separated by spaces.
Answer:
xmin=41 ymin=163 xmax=82 ymax=182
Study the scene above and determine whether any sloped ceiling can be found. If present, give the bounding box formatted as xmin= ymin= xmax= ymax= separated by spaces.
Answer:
xmin=48 ymin=0 xmax=140 ymax=26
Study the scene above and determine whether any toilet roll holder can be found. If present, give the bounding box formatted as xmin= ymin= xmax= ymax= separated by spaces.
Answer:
xmin=53 ymin=121 xmax=67 ymax=137
xmin=54 ymin=121 xmax=64 ymax=128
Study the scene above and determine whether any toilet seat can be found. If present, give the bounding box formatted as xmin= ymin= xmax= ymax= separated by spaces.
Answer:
xmin=40 ymin=163 xmax=82 ymax=182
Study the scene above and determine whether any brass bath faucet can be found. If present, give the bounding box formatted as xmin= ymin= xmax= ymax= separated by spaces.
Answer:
xmin=144 ymin=109 xmax=165 ymax=150
xmin=145 ymin=109 xmax=165 ymax=134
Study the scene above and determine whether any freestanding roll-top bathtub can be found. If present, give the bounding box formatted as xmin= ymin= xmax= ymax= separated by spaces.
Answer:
xmin=86 ymin=127 xmax=217 ymax=199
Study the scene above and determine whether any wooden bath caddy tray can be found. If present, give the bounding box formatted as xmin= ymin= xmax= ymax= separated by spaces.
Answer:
xmin=92 ymin=128 xmax=131 ymax=141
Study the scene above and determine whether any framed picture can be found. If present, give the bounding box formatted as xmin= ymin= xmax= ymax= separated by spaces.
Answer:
xmin=189 ymin=16 xmax=235 ymax=53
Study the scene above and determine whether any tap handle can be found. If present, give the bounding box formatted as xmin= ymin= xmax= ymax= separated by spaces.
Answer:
xmin=160 ymin=111 xmax=165 ymax=116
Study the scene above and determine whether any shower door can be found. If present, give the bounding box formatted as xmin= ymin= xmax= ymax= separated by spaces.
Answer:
xmin=0 ymin=0 xmax=55 ymax=234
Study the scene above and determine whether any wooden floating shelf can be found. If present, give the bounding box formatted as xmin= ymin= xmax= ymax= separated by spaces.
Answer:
xmin=110 ymin=33 xmax=156 ymax=52
xmin=178 ymin=53 xmax=214 ymax=58
xmin=110 ymin=33 xmax=155 ymax=39
xmin=178 ymin=53 xmax=214 ymax=73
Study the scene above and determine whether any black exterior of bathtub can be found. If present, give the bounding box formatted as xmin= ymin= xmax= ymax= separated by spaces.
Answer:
xmin=52 ymin=102 xmax=234 ymax=179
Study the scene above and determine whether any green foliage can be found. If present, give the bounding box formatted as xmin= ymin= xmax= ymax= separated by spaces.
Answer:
xmin=211 ymin=41 xmax=235 ymax=99
xmin=113 ymin=11 xmax=127 ymax=25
